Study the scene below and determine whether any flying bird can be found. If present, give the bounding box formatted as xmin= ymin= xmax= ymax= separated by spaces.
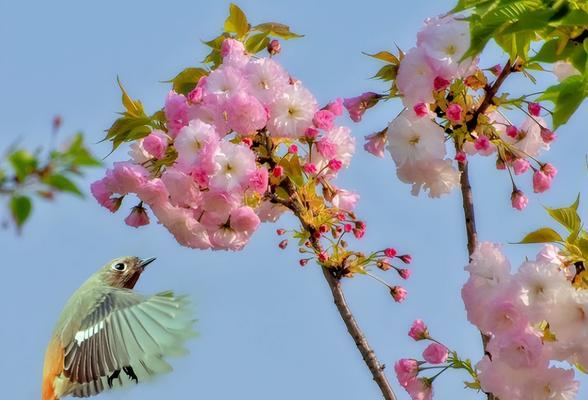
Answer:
xmin=42 ymin=256 xmax=195 ymax=399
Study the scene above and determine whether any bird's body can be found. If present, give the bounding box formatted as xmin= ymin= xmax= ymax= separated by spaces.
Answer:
xmin=42 ymin=257 xmax=195 ymax=400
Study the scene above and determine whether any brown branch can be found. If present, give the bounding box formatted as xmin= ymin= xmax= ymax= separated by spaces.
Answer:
xmin=261 ymin=130 xmax=396 ymax=399
xmin=456 ymin=60 xmax=518 ymax=400
xmin=321 ymin=267 xmax=397 ymax=400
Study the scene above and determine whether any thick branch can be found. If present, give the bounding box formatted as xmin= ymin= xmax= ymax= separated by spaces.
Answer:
xmin=321 ymin=267 xmax=397 ymax=400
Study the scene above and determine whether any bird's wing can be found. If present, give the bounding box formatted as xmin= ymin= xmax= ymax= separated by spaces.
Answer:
xmin=61 ymin=289 xmax=195 ymax=398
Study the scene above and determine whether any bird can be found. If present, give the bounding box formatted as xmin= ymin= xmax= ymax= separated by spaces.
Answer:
xmin=42 ymin=256 xmax=195 ymax=400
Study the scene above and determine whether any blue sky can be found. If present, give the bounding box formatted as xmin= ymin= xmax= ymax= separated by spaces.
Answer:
xmin=1 ymin=0 xmax=588 ymax=399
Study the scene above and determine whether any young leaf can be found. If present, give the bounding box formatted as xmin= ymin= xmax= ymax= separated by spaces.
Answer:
xmin=44 ymin=174 xmax=83 ymax=197
xmin=546 ymin=195 xmax=581 ymax=233
xmin=167 ymin=68 xmax=207 ymax=95
xmin=8 ymin=150 xmax=37 ymax=181
xmin=10 ymin=195 xmax=32 ymax=227
xmin=245 ymin=32 xmax=270 ymax=54
xmin=224 ymin=3 xmax=249 ymax=38
xmin=363 ymin=51 xmax=399 ymax=64
xmin=538 ymin=75 xmax=587 ymax=129
xmin=117 ymin=77 xmax=144 ymax=118
xmin=252 ymin=22 xmax=303 ymax=39
xmin=518 ymin=227 xmax=563 ymax=244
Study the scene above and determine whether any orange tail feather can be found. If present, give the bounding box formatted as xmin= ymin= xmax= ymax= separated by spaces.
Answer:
xmin=42 ymin=337 xmax=64 ymax=400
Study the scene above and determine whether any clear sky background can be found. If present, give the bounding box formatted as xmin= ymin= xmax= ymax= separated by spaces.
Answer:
xmin=1 ymin=0 xmax=588 ymax=399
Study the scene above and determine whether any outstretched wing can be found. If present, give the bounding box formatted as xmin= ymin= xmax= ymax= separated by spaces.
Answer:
xmin=61 ymin=289 xmax=195 ymax=397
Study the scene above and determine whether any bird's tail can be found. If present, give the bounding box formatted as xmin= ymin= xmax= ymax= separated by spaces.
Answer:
xmin=42 ymin=337 xmax=63 ymax=400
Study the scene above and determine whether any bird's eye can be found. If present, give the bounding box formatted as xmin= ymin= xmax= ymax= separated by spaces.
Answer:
xmin=112 ymin=262 xmax=126 ymax=272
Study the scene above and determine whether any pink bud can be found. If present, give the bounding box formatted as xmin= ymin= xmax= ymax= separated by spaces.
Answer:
xmin=394 ymin=359 xmax=419 ymax=387
xmin=343 ymin=92 xmax=381 ymax=122
xmin=353 ymin=228 xmax=365 ymax=239
xmin=422 ymin=343 xmax=449 ymax=364
xmin=446 ymin=103 xmax=463 ymax=122
xmin=318 ymin=252 xmax=328 ymax=262
xmin=399 ymin=254 xmax=412 ymax=264
xmin=52 ymin=115 xmax=62 ymax=132
xmin=299 ymin=258 xmax=308 ymax=267
xmin=390 ymin=286 xmax=408 ymax=302
xmin=273 ymin=165 xmax=284 ymax=178
xmin=363 ymin=130 xmax=387 ymax=158
xmin=496 ymin=158 xmax=506 ymax=170
xmin=319 ymin=224 xmax=329 ymax=233
xmin=408 ymin=319 xmax=429 ymax=341
xmin=303 ymin=163 xmax=317 ymax=174
xmin=512 ymin=158 xmax=530 ymax=175
xmin=433 ymin=76 xmax=450 ymax=91
xmin=344 ymin=223 xmax=352 ymax=233
xmin=328 ymin=159 xmax=343 ymax=172
xmin=511 ymin=189 xmax=528 ymax=211
xmin=279 ymin=239 xmax=288 ymax=249
xmin=143 ymin=131 xmax=168 ymax=159
xmin=313 ymin=109 xmax=335 ymax=131
xmin=506 ymin=125 xmax=518 ymax=138
xmin=276 ymin=229 xmax=286 ymax=235
xmin=533 ymin=170 xmax=552 ymax=193
xmin=267 ymin=39 xmax=281 ymax=55
xmin=187 ymin=86 xmax=204 ymax=104
xmin=528 ymin=102 xmax=541 ymax=116
xmin=540 ymin=127 xmax=556 ymax=143
xmin=474 ymin=136 xmax=490 ymax=151
xmin=384 ymin=247 xmax=397 ymax=257
xmin=455 ymin=151 xmax=467 ymax=164
xmin=288 ymin=144 xmax=299 ymax=154
xmin=413 ymin=102 xmax=428 ymax=117
xmin=490 ymin=64 xmax=503 ymax=76
xmin=305 ymin=127 xmax=319 ymax=139
xmin=542 ymin=163 xmax=557 ymax=178
xmin=326 ymin=98 xmax=344 ymax=116
xmin=242 ymin=137 xmax=253 ymax=147
xmin=398 ymin=268 xmax=411 ymax=280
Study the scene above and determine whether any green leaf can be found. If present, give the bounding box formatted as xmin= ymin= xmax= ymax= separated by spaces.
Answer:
xmin=363 ymin=51 xmax=399 ymax=64
xmin=167 ymin=67 xmax=207 ymax=95
xmin=10 ymin=195 xmax=32 ymax=227
xmin=8 ymin=150 xmax=37 ymax=181
xmin=43 ymin=174 xmax=83 ymax=197
xmin=61 ymin=133 xmax=101 ymax=167
xmin=245 ymin=32 xmax=270 ymax=54
xmin=252 ymin=22 xmax=303 ymax=39
xmin=117 ymin=77 xmax=144 ymax=118
xmin=224 ymin=3 xmax=249 ymax=38
xmin=518 ymin=227 xmax=563 ymax=244
xmin=538 ymin=75 xmax=587 ymax=129
xmin=372 ymin=64 xmax=398 ymax=81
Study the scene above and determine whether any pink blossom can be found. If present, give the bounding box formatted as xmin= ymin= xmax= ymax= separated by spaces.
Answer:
xmin=422 ymin=343 xmax=448 ymax=364
xmin=362 ymin=130 xmax=386 ymax=157
xmin=161 ymin=168 xmax=202 ymax=208
xmin=267 ymin=83 xmax=317 ymax=138
xmin=143 ymin=130 xmax=168 ymax=159
xmin=405 ymin=378 xmax=433 ymax=400
xmin=511 ymin=190 xmax=529 ymax=211
xmin=152 ymin=203 xmax=210 ymax=249
xmin=136 ymin=178 xmax=168 ymax=207
xmin=446 ymin=103 xmax=462 ymax=122
xmin=206 ymin=65 xmax=246 ymax=100
xmin=225 ymin=92 xmax=268 ymax=135
xmin=528 ymin=102 xmax=541 ymax=116
xmin=533 ymin=170 xmax=552 ymax=193
xmin=490 ymin=64 xmax=502 ymax=76
xmin=220 ymin=38 xmax=248 ymax=68
xmin=164 ymin=91 xmax=189 ymax=136
xmin=187 ymin=85 xmax=204 ymax=104
xmin=391 ymin=286 xmax=408 ymax=302
xmin=540 ymin=127 xmax=556 ymax=143
xmin=488 ymin=328 xmax=546 ymax=368
xmin=413 ymin=102 xmax=429 ymax=117
xmin=512 ymin=158 xmax=530 ymax=175
xmin=249 ymin=168 xmax=269 ymax=195
xmin=124 ymin=205 xmax=150 ymax=228
xmin=396 ymin=47 xmax=436 ymax=105
xmin=326 ymin=98 xmax=343 ymax=116
xmin=109 ymin=162 xmax=149 ymax=195
xmin=408 ymin=319 xmax=429 ymax=341
xmin=343 ymin=92 xmax=381 ymax=122
xmin=91 ymin=178 xmax=119 ymax=212
xmin=385 ymin=248 xmax=397 ymax=257
xmin=305 ymin=127 xmax=319 ymax=139
xmin=331 ymin=188 xmax=359 ymax=211
xmin=273 ymin=165 xmax=284 ymax=178
xmin=288 ymin=144 xmax=298 ymax=154
xmin=394 ymin=359 xmax=419 ymax=387
xmin=313 ymin=109 xmax=335 ymax=130
xmin=433 ymin=76 xmax=450 ymax=91
xmin=230 ymin=206 xmax=261 ymax=233
xmin=244 ymin=58 xmax=289 ymax=105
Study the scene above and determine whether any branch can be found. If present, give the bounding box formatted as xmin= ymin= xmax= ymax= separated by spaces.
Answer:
xmin=321 ymin=267 xmax=397 ymax=400
xmin=456 ymin=60 xmax=518 ymax=400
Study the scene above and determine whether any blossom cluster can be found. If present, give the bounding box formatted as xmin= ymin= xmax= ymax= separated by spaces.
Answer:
xmin=92 ymin=38 xmax=360 ymax=251
xmin=347 ymin=15 xmax=558 ymax=206
xmin=462 ymin=242 xmax=581 ymax=399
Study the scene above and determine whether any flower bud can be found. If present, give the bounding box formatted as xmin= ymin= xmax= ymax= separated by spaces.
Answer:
xmin=267 ymin=39 xmax=281 ymax=55
xmin=390 ymin=286 xmax=408 ymax=302
xmin=278 ymin=239 xmax=288 ymax=249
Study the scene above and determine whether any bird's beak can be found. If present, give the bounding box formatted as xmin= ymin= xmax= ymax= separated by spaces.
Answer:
xmin=139 ymin=257 xmax=157 ymax=269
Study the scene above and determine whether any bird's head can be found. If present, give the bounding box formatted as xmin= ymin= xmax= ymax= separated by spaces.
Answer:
xmin=100 ymin=256 xmax=156 ymax=289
